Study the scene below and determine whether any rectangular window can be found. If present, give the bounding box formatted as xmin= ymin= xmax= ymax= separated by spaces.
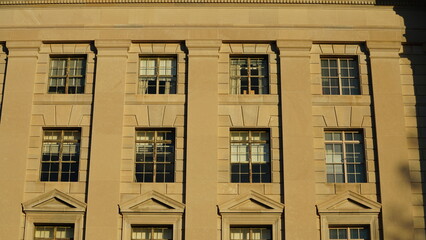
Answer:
xmin=329 ymin=226 xmax=369 ymax=240
xmin=231 ymin=130 xmax=270 ymax=183
xmin=49 ymin=57 xmax=86 ymax=94
xmin=135 ymin=130 xmax=175 ymax=182
xmin=230 ymin=56 xmax=269 ymax=94
xmin=321 ymin=57 xmax=360 ymax=95
xmin=131 ymin=226 xmax=172 ymax=240
xmin=139 ymin=57 xmax=177 ymax=94
xmin=325 ymin=130 xmax=365 ymax=183
xmin=230 ymin=227 xmax=271 ymax=240
xmin=41 ymin=129 xmax=80 ymax=182
xmin=34 ymin=225 xmax=74 ymax=240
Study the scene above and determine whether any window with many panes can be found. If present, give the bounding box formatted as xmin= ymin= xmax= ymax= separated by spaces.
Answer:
xmin=41 ymin=129 xmax=80 ymax=182
xmin=139 ymin=57 xmax=177 ymax=94
xmin=34 ymin=225 xmax=74 ymax=240
xmin=321 ymin=57 xmax=360 ymax=95
xmin=325 ymin=130 xmax=365 ymax=183
xmin=48 ymin=57 xmax=86 ymax=94
xmin=135 ymin=130 xmax=175 ymax=182
xmin=131 ymin=226 xmax=172 ymax=240
xmin=230 ymin=56 xmax=269 ymax=94
xmin=329 ymin=226 xmax=369 ymax=240
xmin=230 ymin=227 xmax=271 ymax=240
xmin=231 ymin=130 xmax=270 ymax=183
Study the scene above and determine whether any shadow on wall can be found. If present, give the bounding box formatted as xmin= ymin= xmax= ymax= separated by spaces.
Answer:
xmin=377 ymin=1 xmax=426 ymax=239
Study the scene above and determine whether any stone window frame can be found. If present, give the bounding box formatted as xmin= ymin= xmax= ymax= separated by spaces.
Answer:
xmin=128 ymin=42 xmax=186 ymax=96
xmin=317 ymin=191 xmax=381 ymax=240
xmin=219 ymin=43 xmax=279 ymax=96
xmin=230 ymin=129 xmax=271 ymax=183
xmin=47 ymin=56 xmax=87 ymax=94
xmin=22 ymin=189 xmax=86 ymax=240
xmin=230 ymin=226 xmax=272 ymax=240
xmin=134 ymin=128 xmax=176 ymax=183
xmin=320 ymin=56 xmax=361 ymax=95
xmin=229 ymin=55 xmax=269 ymax=95
xmin=324 ymin=129 xmax=366 ymax=183
xmin=35 ymin=43 xmax=95 ymax=100
xmin=328 ymin=226 xmax=370 ymax=240
xmin=34 ymin=225 xmax=75 ymax=240
xmin=40 ymin=128 xmax=81 ymax=182
xmin=311 ymin=43 xmax=370 ymax=97
xmin=138 ymin=56 xmax=178 ymax=95
xmin=28 ymin=125 xmax=90 ymax=187
xmin=322 ymin=127 xmax=375 ymax=184
xmin=119 ymin=191 xmax=185 ymax=240
xmin=131 ymin=226 xmax=173 ymax=240
xmin=218 ymin=191 xmax=284 ymax=240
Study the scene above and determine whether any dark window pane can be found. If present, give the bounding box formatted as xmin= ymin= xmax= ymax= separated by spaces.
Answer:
xmin=231 ymin=174 xmax=240 ymax=183
xmin=49 ymin=173 xmax=59 ymax=181
xmin=252 ymin=174 xmax=260 ymax=183
xmin=240 ymin=163 xmax=249 ymax=174
xmin=144 ymin=174 xmax=153 ymax=182
xmin=240 ymin=174 xmax=250 ymax=183
xmin=350 ymin=229 xmax=359 ymax=239
xmin=40 ymin=173 xmax=50 ymax=181
xmin=135 ymin=174 xmax=143 ymax=182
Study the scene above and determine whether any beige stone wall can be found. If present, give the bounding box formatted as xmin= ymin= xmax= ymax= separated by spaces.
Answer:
xmin=310 ymin=43 xmax=378 ymax=203
xmin=0 ymin=3 xmax=424 ymax=240
xmin=121 ymin=42 xmax=186 ymax=204
xmin=400 ymin=44 xmax=426 ymax=240
xmin=217 ymin=42 xmax=281 ymax=204
xmin=24 ymin=43 xmax=95 ymax=203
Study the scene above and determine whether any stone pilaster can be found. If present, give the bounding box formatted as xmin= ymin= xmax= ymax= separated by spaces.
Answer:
xmin=85 ymin=40 xmax=130 ymax=239
xmin=0 ymin=40 xmax=40 ymax=239
xmin=367 ymin=40 xmax=415 ymax=240
xmin=277 ymin=40 xmax=318 ymax=239
xmin=185 ymin=39 xmax=221 ymax=239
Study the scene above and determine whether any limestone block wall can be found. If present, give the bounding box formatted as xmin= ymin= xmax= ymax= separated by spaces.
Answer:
xmin=122 ymin=104 xmax=185 ymax=203
xmin=400 ymin=44 xmax=426 ymax=239
xmin=24 ymin=42 xmax=95 ymax=203
xmin=121 ymin=42 xmax=187 ymax=204
xmin=217 ymin=43 xmax=281 ymax=204
xmin=310 ymin=43 xmax=378 ymax=203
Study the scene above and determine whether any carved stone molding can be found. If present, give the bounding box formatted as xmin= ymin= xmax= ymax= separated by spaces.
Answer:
xmin=0 ymin=0 xmax=377 ymax=6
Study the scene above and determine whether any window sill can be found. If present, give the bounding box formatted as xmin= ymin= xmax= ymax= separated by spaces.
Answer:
xmin=33 ymin=94 xmax=93 ymax=105
xmin=312 ymin=95 xmax=371 ymax=106
xmin=125 ymin=94 xmax=186 ymax=105
xmin=219 ymin=94 xmax=279 ymax=105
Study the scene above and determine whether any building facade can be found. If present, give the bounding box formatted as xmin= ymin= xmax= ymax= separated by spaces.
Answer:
xmin=0 ymin=1 xmax=425 ymax=239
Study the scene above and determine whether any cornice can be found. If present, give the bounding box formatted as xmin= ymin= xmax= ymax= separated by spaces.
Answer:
xmin=1 ymin=0 xmax=424 ymax=7
xmin=0 ymin=0 xmax=378 ymax=6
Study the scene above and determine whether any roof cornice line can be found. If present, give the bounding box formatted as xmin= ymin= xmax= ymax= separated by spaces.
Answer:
xmin=0 ymin=0 xmax=377 ymax=6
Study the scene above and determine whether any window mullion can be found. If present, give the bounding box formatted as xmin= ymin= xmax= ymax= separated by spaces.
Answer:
xmin=58 ymin=130 xmax=64 ymax=181
xmin=337 ymin=58 xmax=343 ymax=95
xmin=342 ymin=131 xmax=348 ymax=183
xmin=156 ymin=58 xmax=160 ymax=94
xmin=247 ymin=58 xmax=252 ymax=93
xmin=153 ymin=132 xmax=157 ymax=182
xmin=65 ymin=58 xmax=70 ymax=94
xmin=248 ymin=131 xmax=253 ymax=183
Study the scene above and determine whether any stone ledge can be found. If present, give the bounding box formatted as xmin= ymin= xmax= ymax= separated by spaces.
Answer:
xmin=0 ymin=0 xmax=376 ymax=6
